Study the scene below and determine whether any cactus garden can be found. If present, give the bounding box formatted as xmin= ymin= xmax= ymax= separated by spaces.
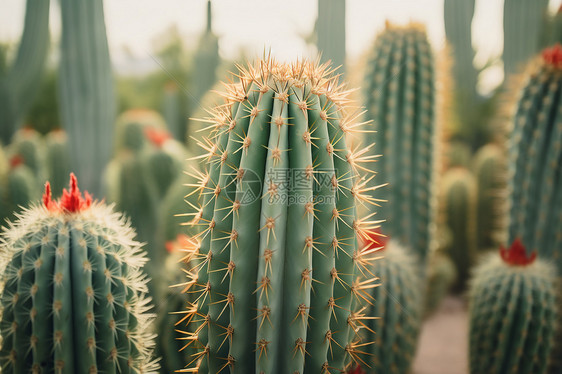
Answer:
xmin=1 ymin=1 xmax=562 ymax=373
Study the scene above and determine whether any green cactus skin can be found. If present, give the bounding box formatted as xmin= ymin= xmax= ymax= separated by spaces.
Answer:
xmin=503 ymin=0 xmax=550 ymax=78
xmin=0 ymin=174 xmax=159 ymax=373
xmin=317 ymin=0 xmax=346 ymax=72
xmin=472 ymin=143 xmax=505 ymax=252
xmin=507 ymin=46 xmax=562 ymax=265
xmin=423 ymin=251 xmax=456 ymax=317
xmin=441 ymin=168 xmax=477 ymax=291
xmin=443 ymin=0 xmax=477 ymax=102
xmin=468 ymin=240 xmax=557 ymax=374
xmin=362 ymin=23 xmax=437 ymax=264
xmin=162 ymin=82 xmax=184 ymax=141
xmin=3 ymin=164 xmax=39 ymax=221
xmin=45 ymin=130 xmax=71 ymax=198
xmin=59 ymin=0 xmax=115 ymax=196
xmin=363 ymin=238 xmax=423 ymax=374
xmin=0 ymin=0 xmax=50 ymax=144
xmin=181 ymin=58 xmax=377 ymax=373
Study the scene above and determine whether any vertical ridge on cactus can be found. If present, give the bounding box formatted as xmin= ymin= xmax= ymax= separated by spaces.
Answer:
xmin=0 ymin=174 xmax=159 ymax=373
xmin=179 ymin=57 xmax=380 ymax=373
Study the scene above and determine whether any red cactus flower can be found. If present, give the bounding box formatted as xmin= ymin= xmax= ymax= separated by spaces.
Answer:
xmin=144 ymin=127 xmax=171 ymax=148
xmin=9 ymin=155 xmax=24 ymax=169
xmin=43 ymin=173 xmax=92 ymax=213
xmin=347 ymin=364 xmax=366 ymax=374
xmin=499 ymin=237 xmax=536 ymax=266
xmin=542 ymin=44 xmax=562 ymax=68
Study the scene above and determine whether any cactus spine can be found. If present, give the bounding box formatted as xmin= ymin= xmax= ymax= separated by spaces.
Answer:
xmin=468 ymin=240 xmax=557 ymax=374
xmin=507 ymin=45 xmax=562 ymax=266
xmin=317 ymin=0 xmax=346 ymax=72
xmin=363 ymin=236 xmax=423 ymax=374
xmin=0 ymin=174 xmax=158 ymax=373
xmin=0 ymin=0 xmax=50 ymax=144
xmin=503 ymin=0 xmax=550 ymax=77
xmin=59 ymin=0 xmax=115 ymax=196
xmin=441 ymin=168 xmax=477 ymax=291
xmin=362 ymin=23 xmax=437 ymax=264
xmin=181 ymin=58 xmax=378 ymax=373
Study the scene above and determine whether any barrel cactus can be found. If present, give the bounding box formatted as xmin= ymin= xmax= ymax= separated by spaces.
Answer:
xmin=468 ymin=240 xmax=557 ymax=374
xmin=179 ymin=57 xmax=379 ymax=373
xmin=0 ymin=174 xmax=158 ymax=372
xmin=362 ymin=22 xmax=438 ymax=265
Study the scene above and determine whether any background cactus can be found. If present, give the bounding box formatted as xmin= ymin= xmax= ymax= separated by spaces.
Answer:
xmin=441 ymin=167 xmax=477 ymax=291
xmin=58 ymin=0 xmax=115 ymax=196
xmin=0 ymin=0 xmax=50 ymax=144
xmin=473 ymin=143 xmax=505 ymax=252
xmin=316 ymin=0 xmax=346 ymax=73
xmin=7 ymin=127 xmax=45 ymax=186
xmin=180 ymin=57 xmax=378 ymax=373
xmin=44 ymin=129 xmax=71 ymax=198
xmin=0 ymin=174 xmax=158 ymax=373
xmin=363 ymin=236 xmax=423 ymax=374
xmin=362 ymin=22 xmax=438 ymax=265
xmin=424 ymin=250 xmax=457 ymax=317
xmin=468 ymin=240 xmax=557 ymax=374
xmin=503 ymin=0 xmax=550 ymax=78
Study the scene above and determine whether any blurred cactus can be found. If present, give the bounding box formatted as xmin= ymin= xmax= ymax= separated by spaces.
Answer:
xmin=472 ymin=143 xmax=505 ymax=252
xmin=0 ymin=174 xmax=159 ymax=372
xmin=363 ymin=236 xmax=423 ymax=374
xmin=441 ymin=168 xmax=477 ymax=291
xmin=59 ymin=0 xmax=115 ymax=196
xmin=45 ymin=129 xmax=71 ymax=197
xmin=424 ymin=251 xmax=457 ymax=317
xmin=0 ymin=0 xmax=50 ymax=144
xmin=316 ymin=0 xmax=346 ymax=72
xmin=114 ymin=109 xmax=167 ymax=154
xmin=362 ymin=23 xmax=437 ymax=265
xmin=446 ymin=140 xmax=472 ymax=169
xmin=162 ymin=81 xmax=184 ymax=140
xmin=0 ymin=159 xmax=39 ymax=221
xmin=181 ymin=58 xmax=377 ymax=373
xmin=469 ymin=240 xmax=557 ymax=374
xmin=7 ymin=127 xmax=45 ymax=185
xmin=503 ymin=0 xmax=550 ymax=78
xmin=444 ymin=0 xmax=477 ymax=103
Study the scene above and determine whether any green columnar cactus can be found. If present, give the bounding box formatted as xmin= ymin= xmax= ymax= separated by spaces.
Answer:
xmin=0 ymin=174 xmax=159 ymax=373
xmin=424 ymin=251 xmax=456 ymax=317
xmin=444 ymin=0 xmax=477 ymax=102
xmin=45 ymin=129 xmax=71 ymax=197
xmin=362 ymin=235 xmax=423 ymax=374
xmin=473 ymin=143 xmax=505 ymax=252
xmin=503 ymin=0 xmax=550 ymax=77
xmin=59 ymin=0 xmax=115 ymax=196
xmin=317 ymin=0 xmax=346 ymax=72
xmin=468 ymin=240 xmax=557 ymax=374
xmin=362 ymin=23 xmax=437 ymax=264
xmin=442 ymin=168 xmax=477 ymax=291
xmin=0 ymin=0 xmax=50 ymax=144
xmin=507 ymin=45 xmax=562 ymax=266
xmin=162 ymin=81 xmax=184 ymax=140
xmin=180 ymin=58 xmax=378 ymax=373
xmin=189 ymin=0 xmax=220 ymax=137
xmin=1 ymin=159 xmax=39 ymax=221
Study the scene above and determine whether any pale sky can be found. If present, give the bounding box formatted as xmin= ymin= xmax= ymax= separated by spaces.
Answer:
xmin=2 ymin=0 xmax=561 ymax=92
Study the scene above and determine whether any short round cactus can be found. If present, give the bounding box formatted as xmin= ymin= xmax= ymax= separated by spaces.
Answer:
xmin=0 ymin=174 xmax=158 ymax=373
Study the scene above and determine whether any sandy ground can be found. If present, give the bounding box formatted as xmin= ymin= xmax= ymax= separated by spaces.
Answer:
xmin=413 ymin=296 xmax=469 ymax=374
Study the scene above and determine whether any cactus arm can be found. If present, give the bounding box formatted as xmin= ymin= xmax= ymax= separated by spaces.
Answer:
xmin=278 ymin=88 xmax=314 ymax=373
xmin=59 ymin=0 xmax=115 ymax=195
xmin=305 ymin=93 xmax=337 ymax=371
xmin=255 ymin=93 xmax=290 ymax=373
xmin=207 ymin=84 xmax=258 ymax=372
xmin=228 ymin=87 xmax=274 ymax=373
xmin=0 ymin=0 xmax=50 ymax=144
